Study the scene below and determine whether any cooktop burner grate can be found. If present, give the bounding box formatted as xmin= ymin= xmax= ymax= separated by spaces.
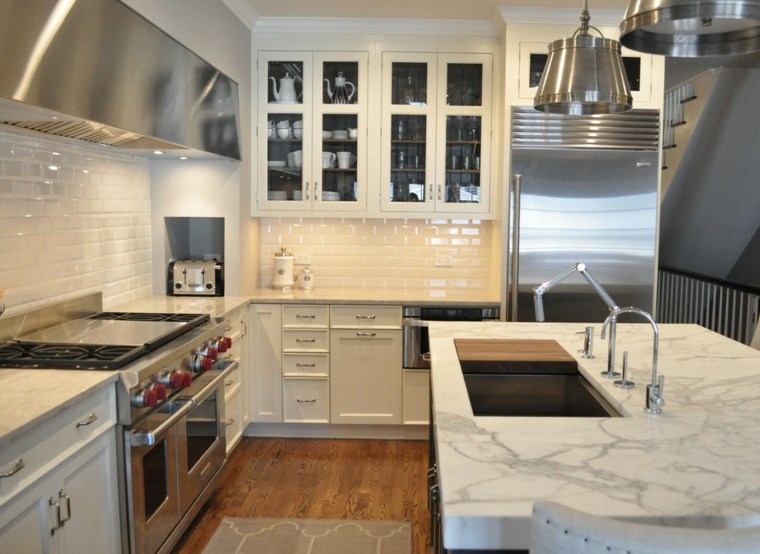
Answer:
xmin=87 ymin=312 xmax=209 ymax=324
xmin=0 ymin=341 xmax=148 ymax=369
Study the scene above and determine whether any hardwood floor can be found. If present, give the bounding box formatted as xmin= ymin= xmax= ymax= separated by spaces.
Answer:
xmin=173 ymin=437 xmax=431 ymax=554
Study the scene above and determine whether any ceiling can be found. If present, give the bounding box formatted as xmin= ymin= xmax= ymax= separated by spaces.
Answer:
xmin=240 ymin=0 xmax=760 ymax=88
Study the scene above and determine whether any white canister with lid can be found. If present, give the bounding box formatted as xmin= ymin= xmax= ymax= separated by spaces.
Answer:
xmin=299 ymin=266 xmax=314 ymax=290
xmin=272 ymin=247 xmax=297 ymax=290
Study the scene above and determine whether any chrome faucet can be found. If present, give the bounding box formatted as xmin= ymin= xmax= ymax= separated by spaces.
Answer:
xmin=601 ymin=306 xmax=664 ymax=414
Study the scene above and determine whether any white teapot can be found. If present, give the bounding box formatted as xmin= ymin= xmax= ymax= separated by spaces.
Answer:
xmin=271 ymin=73 xmax=298 ymax=104
xmin=324 ymin=72 xmax=356 ymax=104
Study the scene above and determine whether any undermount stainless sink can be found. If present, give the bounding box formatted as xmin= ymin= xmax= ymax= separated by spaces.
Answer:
xmin=455 ymin=338 xmax=620 ymax=418
xmin=462 ymin=371 xmax=621 ymax=417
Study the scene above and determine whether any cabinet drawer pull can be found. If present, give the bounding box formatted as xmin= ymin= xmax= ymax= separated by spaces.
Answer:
xmin=296 ymin=338 xmax=316 ymax=343
xmin=225 ymin=418 xmax=235 ymax=426
xmin=355 ymin=314 xmax=376 ymax=320
xmin=356 ymin=332 xmax=376 ymax=337
xmin=75 ymin=412 xmax=98 ymax=428
xmin=0 ymin=458 xmax=24 ymax=478
xmin=225 ymin=378 xmax=235 ymax=387
xmin=59 ymin=489 xmax=72 ymax=524
xmin=49 ymin=496 xmax=63 ymax=535
xmin=296 ymin=314 xmax=316 ymax=319
xmin=296 ymin=398 xmax=316 ymax=403
xmin=296 ymin=363 xmax=317 ymax=368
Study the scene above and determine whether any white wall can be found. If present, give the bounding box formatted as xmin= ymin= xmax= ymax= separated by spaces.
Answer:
xmin=123 ymin=0 xmax=258 ymax=295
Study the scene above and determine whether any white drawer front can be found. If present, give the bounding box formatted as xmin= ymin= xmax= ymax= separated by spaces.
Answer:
xmin=282 ymin=305 xmax=329 ymax=328
xmin=225 ymin=388 xmax=243 ymax=453
xmin=330 ymin=305 xmax=401 ymax=329
xmin=282 ymin=329 xmax=329 ymax=352
xmin=223 ymin=366 xmax=242 ymax=399
xmin=0 ymin=386 xmax=116 ymax=502
xmin=283 ymin=353 xmax=329 ymax=376
xmin=283 ymin=378 xmax=330 ymax=423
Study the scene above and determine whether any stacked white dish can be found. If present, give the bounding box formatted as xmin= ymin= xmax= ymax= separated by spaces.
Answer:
xmin=332 ymin=130 xmax=349 ymax=139
xmin=268 ymin=191 xmax=287 ymax=200
xmin=322 ymin=191 xmax=341 ymax=201
xmin=267 ymin=161 xmax=286 ymax=168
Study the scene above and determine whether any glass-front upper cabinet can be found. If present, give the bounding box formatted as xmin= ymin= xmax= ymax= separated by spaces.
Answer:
xmin=380 ymin=52 xmax=492 ymax=214
xmin=257 ymin=51 xmax=367 ymax=212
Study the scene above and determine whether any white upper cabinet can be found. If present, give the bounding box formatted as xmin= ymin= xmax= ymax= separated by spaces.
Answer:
xmin=379 ymin=52 xmax=493 ymax=215
xmin=256 ymin=51 xmax=369 ymax=213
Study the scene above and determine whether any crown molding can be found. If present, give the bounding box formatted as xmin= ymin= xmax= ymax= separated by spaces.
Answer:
xmin=249 ymin=16 xmax=499 ymax=37
xmin=223 ymin=0 xmax=259 ymax=30
xmin=498 ymin=6 xmax=625 ymax=27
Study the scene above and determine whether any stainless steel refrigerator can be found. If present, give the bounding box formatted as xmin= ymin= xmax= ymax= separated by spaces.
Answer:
xmin=507 ymin=107 xmax=661 ymax=322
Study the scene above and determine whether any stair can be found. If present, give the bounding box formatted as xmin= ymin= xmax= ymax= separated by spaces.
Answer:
xmin=661 ymin=70 xmax=717 ymax=198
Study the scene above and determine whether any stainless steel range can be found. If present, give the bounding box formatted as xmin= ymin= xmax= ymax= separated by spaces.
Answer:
xmin=0 ymin=293 xmax=235 ymax=554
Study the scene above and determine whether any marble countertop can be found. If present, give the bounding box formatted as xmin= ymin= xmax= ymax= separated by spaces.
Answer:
xmin=247 ymin=287 xmax=500 ymax=307
xmin=0 ymin=370 xmax=117 ymax=449
xmin=105 ymin=295 xmax=251 ymax=317
xmin=429 ymin=321 xmax=760 ymax=551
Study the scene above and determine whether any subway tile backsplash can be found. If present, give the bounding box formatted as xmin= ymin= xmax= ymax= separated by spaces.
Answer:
xmin=260 ymin=217 xmax=498 ymax=291
xmin=0 ymin=129 xmax=153 ymax=314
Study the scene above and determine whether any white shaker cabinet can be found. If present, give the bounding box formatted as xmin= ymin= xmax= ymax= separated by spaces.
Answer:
xmin=249 ymin=304 xmax=283 ymax=423
xmin=223 ymin=304 xmax=249 ymax=454
xmin=329 ymin=305 xmax=402 ymax=424
xmin=0 ymin=386 xmax=120 ymax=554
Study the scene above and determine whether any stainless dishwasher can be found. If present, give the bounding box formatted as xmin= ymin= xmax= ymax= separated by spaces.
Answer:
xmin=402 ymin=306 xmax=500 ymax=370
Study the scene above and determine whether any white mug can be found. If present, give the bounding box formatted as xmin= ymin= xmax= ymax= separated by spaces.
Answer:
xmin=292 ymin=150 xmax=303 ymax=168
xmin=336 ymin=151 xmax=352 ymax=169
xmin=277 ymin=127 xmax=289 ymax=139
xmin=322 ymin=152 xmax=336 ymax=168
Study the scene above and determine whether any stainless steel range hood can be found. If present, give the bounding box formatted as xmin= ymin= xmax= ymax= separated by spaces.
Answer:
xmin=0 ymin=0 xmax=241 ymax=160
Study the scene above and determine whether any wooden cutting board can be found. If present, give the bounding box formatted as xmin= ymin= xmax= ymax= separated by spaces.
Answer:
xmin=454 ymin=338 xmax=577 ymax=374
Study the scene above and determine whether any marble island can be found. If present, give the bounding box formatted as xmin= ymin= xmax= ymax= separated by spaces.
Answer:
xmin=429 ymin=321 xmax=760 ymax=551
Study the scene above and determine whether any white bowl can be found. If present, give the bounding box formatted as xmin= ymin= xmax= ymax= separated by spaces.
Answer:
xmin=292 ymin=190 xmax=303 ymax=200
xmin=322 ymin=191 xmax=341 ymax=201
xmin=268 ymin=191 xmax=287 ymax=200
xmin=293 ymin=120 xmax=303 ymax=128
xmin=332 ymin=130 xmax=349 ymax=139
xmin=267 ymin=161 xmax=286 ymax=168
xmin=322 ymin=131 xmax=333 ymax=139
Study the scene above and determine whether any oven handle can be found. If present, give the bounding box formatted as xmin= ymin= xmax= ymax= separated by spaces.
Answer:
xmin=402 ymin=318 xmax=430 ymax=328
xmin=130 ymin=360 xmax=238 ymax=447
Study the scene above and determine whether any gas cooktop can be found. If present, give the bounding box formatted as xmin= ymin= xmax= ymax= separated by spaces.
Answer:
xmin=0 ymin=311 xmax=210 ymax=370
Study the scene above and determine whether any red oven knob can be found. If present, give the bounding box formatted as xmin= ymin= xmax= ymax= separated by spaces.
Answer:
xmin=211 ymin=336 xmax=230 ymax=353
xmin=172 ymin=371 xmax=193 ymax=388
xmin=131 ymin=388 xmax=158 ymax=408
xmin=192 ymin=353 xmax=213 ymax=373
xmin=149 ymin=383 xmax=167 ymax=400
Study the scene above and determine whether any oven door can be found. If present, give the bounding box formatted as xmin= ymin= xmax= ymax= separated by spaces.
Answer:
xmin=176 ymin=371 xmax=228 ymax=514
xmin=126 ymin=403 xmax=187 ymax=554
xmin=403 ymin=317 xmax=431 ymax=369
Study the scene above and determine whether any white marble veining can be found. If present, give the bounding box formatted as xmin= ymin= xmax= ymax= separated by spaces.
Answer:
xmin=0 ymin=370 xmax=117 ymax=449
xmin=428 ymin=321 xmax=760 ymax=550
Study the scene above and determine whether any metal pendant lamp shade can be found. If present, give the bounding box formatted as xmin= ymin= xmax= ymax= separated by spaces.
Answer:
xmin=534 ymin=4 xmax=633 ymax=115
xmin=620 ymin=0 xmax=760 ymax=57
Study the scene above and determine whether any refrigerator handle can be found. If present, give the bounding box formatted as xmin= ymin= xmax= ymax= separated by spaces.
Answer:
xmin=510 ymin=174 xmax=522 ymax=322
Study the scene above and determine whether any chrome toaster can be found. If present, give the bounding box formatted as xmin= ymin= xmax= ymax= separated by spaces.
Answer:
xmin=167 ymin=259 xmax=224 ymax=296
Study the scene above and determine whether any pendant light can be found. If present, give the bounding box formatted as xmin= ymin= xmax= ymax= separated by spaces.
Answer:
xmin=534 ymin=1 xmax=633 ymax=115
xmin=620 ymin=0 xmax=760 ymax=57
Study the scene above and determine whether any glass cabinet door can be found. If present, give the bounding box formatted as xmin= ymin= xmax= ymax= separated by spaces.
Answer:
xmin=260 ymin=54 xmax=309 ymax=208
xmin=313 ymin=52 xmax=367 ymax=209
xmin=381 ymin=54 xmax=438 ymax=212
xmin=435 ymin=54 xmax=492 ymax=213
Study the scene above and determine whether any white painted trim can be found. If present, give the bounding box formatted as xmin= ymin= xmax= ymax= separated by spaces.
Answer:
xmin=498 ymin=6 xmax=625 ymax=27
xmin=223 ymin=0 xmax=259 ymax=30
xmin=244 ymin=422 xmax=428 ymax=440
xmin=250 ymin=16 xmax=499 ymax=37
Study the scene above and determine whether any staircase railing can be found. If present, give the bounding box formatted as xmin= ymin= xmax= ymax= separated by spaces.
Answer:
xmin=657 ymin=266 xmax=760 ymax=345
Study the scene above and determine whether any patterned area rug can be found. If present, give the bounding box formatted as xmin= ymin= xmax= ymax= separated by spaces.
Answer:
xmin=202 ymin=517 xmax=412 ymax=554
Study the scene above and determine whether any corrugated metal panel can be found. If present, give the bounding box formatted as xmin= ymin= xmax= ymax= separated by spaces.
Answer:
xmin=511 ymin=106 xmax=660 ymax=150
